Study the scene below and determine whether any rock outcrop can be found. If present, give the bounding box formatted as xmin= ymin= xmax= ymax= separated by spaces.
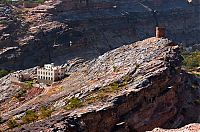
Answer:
xmin=0 ymin=37 xmax=197 ymax=132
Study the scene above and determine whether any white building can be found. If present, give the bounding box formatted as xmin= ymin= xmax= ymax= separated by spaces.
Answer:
xmin=37 ymin=63 xmax=66 ymax=84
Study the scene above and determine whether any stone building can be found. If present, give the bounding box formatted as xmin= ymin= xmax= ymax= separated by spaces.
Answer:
xmin=37 ymin=63 xmax=66 ymax=84
xmin=10 ymin=72 xmax=32 ymax=82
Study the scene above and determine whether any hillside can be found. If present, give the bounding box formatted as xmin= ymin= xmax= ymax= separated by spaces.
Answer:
xmin=0 ymin=37 xmax=199 ymax=131
xmin=0 ymin=0 xmax=200 ymax=69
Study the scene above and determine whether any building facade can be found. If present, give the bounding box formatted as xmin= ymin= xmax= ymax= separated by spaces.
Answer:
xmin=37 ymin=63 xmax=65 ymax=84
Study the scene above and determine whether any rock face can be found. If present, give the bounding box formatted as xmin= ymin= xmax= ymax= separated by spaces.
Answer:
xmin=3 ymin=37 xmax=198 ymax=132
xmin=0 ymin=0 xmax=200 ymax=69
xmin=150 ymin=123 xmax=200 ymax=132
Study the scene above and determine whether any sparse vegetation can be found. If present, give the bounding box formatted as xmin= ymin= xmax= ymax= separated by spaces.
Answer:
xmin=64 ymin=97 xmax=83 ymax=110
xmin=7 ymin=119 xmax=18 ymax=128
xmin=18 ymin=107 xmax=53 ymax=125
xmin=182 ymin=51 xmax=200 ymax=77
xmin=135 ymin=63 xmax=140 ymax=69
xmin=182 ymin=52 xmax=200 ymax=71
xmin=21 ymin=110 xmax=38 ymax=124
xmin=108 ymin=81 xmax=120 ymax=92
xmin=0 ymin=20 xmax=8 ymax=25
xmin=122 ymin=75 xmax=131 ymax=86
xmin=35 ymin=0 xmax=45 ymax=4
xmin=38 ymin=107 xmax=53 ymax=120
xmin=0 ymin=69 xmax=13 ymax=78
xmin=0 ymin=117 xmax=4 ymax=124
xmin=14 ymin=89 xmax=26 ymax=101
xmin=25 ymin=81 xmax=34 ymax=89
xmin=113 ymin=66 xmax=120 ymax=72
xmin=84 ymin=75 xmax=132 ymax=105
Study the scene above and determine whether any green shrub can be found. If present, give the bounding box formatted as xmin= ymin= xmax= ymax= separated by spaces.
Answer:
xmin=21 ymin=110 xmax=38 ymax=124
xmin=7 ymin=119 xmax=18 ymax=128
xmin=109 ymin=82 xmax=119 ymax=91
xmin=25 ymin=81 xmax=34 ymax=89
xmin=0 ymin=117 xmax=4 ymax=124
xmin=113 ymin=66 xmax=119 ymax=72
xmin=0 ymin=20 xmax=8 ymax=25
xmin=38 ymin=107 xmax=53 ymax=119
xmin=121 ymin=75 xmax=131 ymax=86
xmin=65 ymin=97 xmax=83 ymax=110
xmin=35 ymin=0 xmax=45 ymax=4
xmin=182 ymin=52 xmax=200 ymax=70
xmin=135 ymin=63 xmax=140 ymax=69
xmin=0 ymin=69 xmax=10 ymax=78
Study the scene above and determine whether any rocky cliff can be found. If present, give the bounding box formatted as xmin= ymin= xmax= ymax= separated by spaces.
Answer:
xmin=0 ymin=0 xmax=200 ymax=69
xmin=0 ymin=37 xmax=199 ymax=131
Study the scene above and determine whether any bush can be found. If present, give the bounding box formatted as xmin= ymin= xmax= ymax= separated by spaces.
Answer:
xmin=21 ymin=110 xmax=38 ymax=124
xmin=25 ymin=81 xmax=34 ymax=89
xmin=35 ymin=0 xmax=45 ymax=4
xmin=135 ymin=63 xmax=140 ymax=69
xmin=65 ymin=97 xmax=83 ymax=110
xmin=0 ymin=117 xmax=4 ymax=124
xmin=7 ymin=119 xmax=18 ymax=128
xmin=109 ymin=82 xmax=119 ymax=91
xmin=0 ymin=69 xmax=10 ymax=78
xmin=0 ymin=20 xmax=8 ymax=25
xmin=121 ymin=75 xmax=131 ymax=86
xmin=38 ymin=107 xmax=53 ymax=119
xmin=113 ymin=66 xmax=119 ymax=72
xmin=182 ymin=52 xmax=200 ymax=70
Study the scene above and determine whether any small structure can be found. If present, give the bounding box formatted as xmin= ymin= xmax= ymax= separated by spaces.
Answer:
xmin=10 ymin=72 xmax=32 ymax=83
xmin=156 ymin=27 xmax=165 ymax=38
xmin=37 ymin=63 xmax=66 ymax=84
